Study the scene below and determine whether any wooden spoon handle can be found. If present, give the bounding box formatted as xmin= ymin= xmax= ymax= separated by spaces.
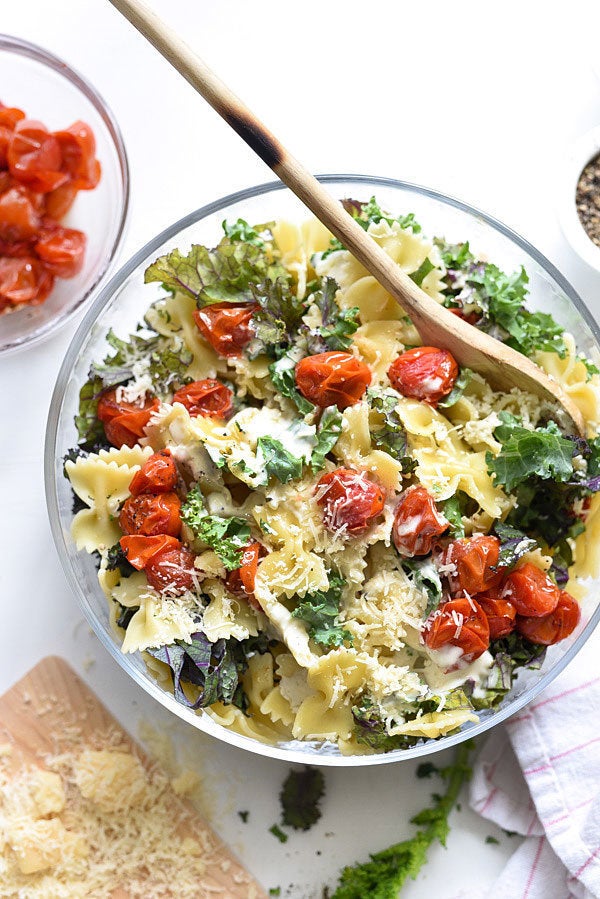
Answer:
xmin=108 ymin=0 xmax=585 ymax=435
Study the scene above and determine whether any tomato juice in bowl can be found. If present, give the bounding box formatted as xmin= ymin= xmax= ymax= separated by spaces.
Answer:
xmin=46 ymin=175 xmax=600 ymax=766
xmin=0 ymin=34 xmax=129 ymax=355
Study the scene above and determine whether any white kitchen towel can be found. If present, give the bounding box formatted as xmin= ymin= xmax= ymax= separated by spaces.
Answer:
xmin=468 ymin=629 xmax=600 ymax=899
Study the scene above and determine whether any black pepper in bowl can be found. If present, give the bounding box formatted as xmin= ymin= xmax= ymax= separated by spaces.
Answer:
xmin=576 ymin=152 xmax=600 ymax=248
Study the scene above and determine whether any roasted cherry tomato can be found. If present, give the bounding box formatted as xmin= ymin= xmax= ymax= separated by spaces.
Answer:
xmin=0 ymin=256 xmax=53 ymax=305
xmin=315 ymin=468 xmax=385 ymax=535
xmin=119 ymin=492 xmax=182 ymax=538
xmin=295 ymin=351 xmax=372 ymax=410
xmin=129 ymin=449 xmax=178 ymax=496
xmin=516 ymin=590 xmax=581 ymax=645
xmin=424 ymin=596 xmax=490 ymax=662
xmin=0 ymin=107 xmax=26 ymax=130
xmin=97 ymin=387 xmax=160 ymax=448
xmin=172 ymin=379 xmax=233 ymax=419
xmin=226 ymin=542 xmax=265 ymax=610
xmin=54 ymin=121 xmax=101 ymax=190
xmin=119 ymin=534 xmax=180 ymax=570
xmin=35 ymin=225 xmax=86 ymax=277
xmin=7 ymin=119 xmax=68 ymax=193
xmin=193 ymin=302 xmax=257 ymax=357
xmin=145 ymin=544 xmax=199 ymax=595
xmin=388 ymin=346 xmax=459 ymax=406
xmin=502 ymin=562 xmax=560 ymax=617
xmin=43 ymin=181 xmax=78 ymax=219
xmin=0 ymin=186 xmax=40 ymax=241
xmin=392 ymin=486 xmax=449 ymax=557
xmin=442 ymin=534 xmax=504 ymax=595
xmin=477 ymin=588 xmax=517 ymax=640
xmin=449 ymin=307 xmax=481 ymax=325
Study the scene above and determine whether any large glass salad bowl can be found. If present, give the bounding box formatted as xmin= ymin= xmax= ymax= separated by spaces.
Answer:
xmin=45 ymin=175 xmax=600 ymax=765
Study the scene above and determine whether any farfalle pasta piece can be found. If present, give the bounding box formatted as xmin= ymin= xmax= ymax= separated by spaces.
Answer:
xmin=67 ymin=445 xmax=153 ymax=552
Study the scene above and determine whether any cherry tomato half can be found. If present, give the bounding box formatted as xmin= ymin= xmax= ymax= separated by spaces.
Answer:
xmin=119 ymin=492 xmax=182 ymax=538
xmin=516 ymin=590 xmax=580 ymax=645
xmin=0 ymin=256 xmax=53 ymax=305
xmin=0 ymin=107 xmax=26 ymax=130
xmin=295 ymin=351 xmax=371 ymax=410
xmin=225 ymin=541 xmax=266 ymax=610
xmin=477 ymin=587 xmax=517 ymax=640
xmin=7 ymin=119 xmax=68 ymax=193
xmin=315 ymin=468 xmax=385 ymax=535
xmin=424 ymin=596 xmax=490 ymax=662
xmin=43 ymin=181 xmax=78 ymax=219
xmin=129 ymin=449 xmax=178 ymax=496
xmin=120 ymin=534 xmax=180 ymax=570
xmin=388 ymin=346 xmax=458 ymax=406
xmin=172 ymin=379 xmax=233 ymax=419
xmin=145 ymin=545 xmax=199 ymax=595
xmin=392 ymin=485 xmax=449 ymax=557
xmin=54 ymin=121 xmax=101 ymax=190
xmin=502 ymin=562 xmax=560 ymax=617
xmin=0 ymin=186 xmax=40 ymax=241
xmin=193 ymin=302 xmax=257 ymax=357
xmin=35 ymin=225 xmax=86 ymax=278
xmin=442 ymin=535 xmax=503 ymax=595
xmin=97 ymin=387 xmax=160 ymax=449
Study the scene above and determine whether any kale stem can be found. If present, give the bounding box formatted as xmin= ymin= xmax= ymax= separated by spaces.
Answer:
xmin=331 ymin=740 xmax=474 ymax=899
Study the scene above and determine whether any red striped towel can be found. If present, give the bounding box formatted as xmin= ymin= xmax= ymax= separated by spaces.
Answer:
xmin=467 ymin=630 xmax=600 ymax=898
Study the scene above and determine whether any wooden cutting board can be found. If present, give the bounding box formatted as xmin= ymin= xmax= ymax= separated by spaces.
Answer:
xmin=0 ymin=655 xmax=267 ymax=898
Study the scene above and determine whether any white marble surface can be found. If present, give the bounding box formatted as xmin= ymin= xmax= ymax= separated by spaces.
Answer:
xmin=1 ymin=2 xmax=600 ymax=896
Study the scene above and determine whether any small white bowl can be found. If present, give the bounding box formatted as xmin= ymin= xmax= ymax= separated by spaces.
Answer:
xmin=558 ymin=126 xmax=600 ymax=271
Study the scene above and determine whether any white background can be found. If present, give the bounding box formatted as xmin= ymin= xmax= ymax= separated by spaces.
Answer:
xmin=1 ymin=2 xmax=600 ymax=897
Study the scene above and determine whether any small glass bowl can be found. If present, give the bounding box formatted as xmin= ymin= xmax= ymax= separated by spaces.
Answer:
xmin=46 ymin=175 xmax=600 ymax=766
xmin=0 ymin=34 xmax=129 ymax=355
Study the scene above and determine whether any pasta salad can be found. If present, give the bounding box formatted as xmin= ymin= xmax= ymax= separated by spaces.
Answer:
xmin=64 ymin=198 xmax=600 ymax=755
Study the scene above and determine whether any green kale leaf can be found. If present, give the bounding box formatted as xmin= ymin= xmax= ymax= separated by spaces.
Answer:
xmin=269 ymin=351 xmax=315 ymax=415
xmin=310 ymin=407 xmax=343 ymax=472
xmin=409 ymin=257 xmax=435 ymax=287
xmin=438 ymin=367 xmax=472 ymax=409
xmin=494 ymin=522 xmax=538 ymax=570
xmin=221 ymin=217 xmax=271 ymax=247
xmin=248 ymin=277 xmax=306 ymax=358
xmin=307 ymin=277 xmax=359 ymax=352
xmin=181 ymin=485 xmax=251 ymax=570
xmin=280 ymin=767 xmax=325 ymax=831
xmin=321 ymin=198 xmax=421 ymax=258
xmin=401 ymin=557 xmax=443 ymax=617
xmin=367 ymin=388 xmax=415 ymax=472
xmin=487 ymin=413 xmax=575 ymax=492
xmin=332 ymin=741 xmax=473 ymax=899
xmin=256 ymin=436 xmax=304 ymax=484
xmin=145 ymin=239 xmax=286 ymax=307
xmin=106 ymin=542 xmax=135 ymax=579
xmin=442 ymin=492 xmax=472 ymax=538
xmin=291 ymin=573 xmax=353 ymax=648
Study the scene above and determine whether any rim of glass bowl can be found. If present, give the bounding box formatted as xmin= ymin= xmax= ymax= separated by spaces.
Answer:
xmin=45 ymin=174 xmax=600 ymax=766
xmin=0 ymin=33 xmax=130 ymax=355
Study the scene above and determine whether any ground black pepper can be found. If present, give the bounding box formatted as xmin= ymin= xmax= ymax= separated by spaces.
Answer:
xmin=576 ymin=152 xmax=600 ymax=248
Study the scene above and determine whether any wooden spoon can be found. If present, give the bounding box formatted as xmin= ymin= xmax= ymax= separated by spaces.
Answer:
xmin=108 ymin=0 xmax=584 ymax=435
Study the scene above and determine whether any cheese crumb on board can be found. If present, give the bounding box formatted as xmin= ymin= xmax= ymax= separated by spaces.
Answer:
xmin=0 ymin=745 xmax=233 ymax=898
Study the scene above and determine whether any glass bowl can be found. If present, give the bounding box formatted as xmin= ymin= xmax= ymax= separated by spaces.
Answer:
xmin=0 ymin=34 xmax=129 ymax=355
xmin=45 ymin=175 xmax=600 ymax=766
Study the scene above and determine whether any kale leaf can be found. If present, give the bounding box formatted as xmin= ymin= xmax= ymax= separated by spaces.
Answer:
xmin=401 ymin=557 xmax=443 ymax=617
xmin=144 ymin=239 xmax=286 ymax=306
xmin=248 ymin=277 xmax=306 ymax=358
xmin=437 ymin=367 xmax=472 ymax=409
xmin=332 ymin=741 xmax=473 ymax=899
xmin=256 ymin=436 xmax=304 ymax=484
xmin=310 ymin=407 xmax=343 ymax=472
xmin=291 ymin=573 xmax=353 ymax=648
xmin=442 ymin=492 xmax=473 ymax=538
xmin=306 ymin=277 xmax=359 ymax=352
xmin=181 ymin=485 xmax=251 ymax=570
xmin=493 ymin=522 xmax=538 ymax=570
xmin=487 ymin=413 xmax=575 ymax=492
xmin=367 ymin=388 xmax=415 ymax=472
xmin=147 ymin=631 xmax=269 ymax=711
xmin=409 ymin=257 xmax=435 ymax=287
xmin=269 ymin=351 xmax=315 ymax=415
xmin=106 ymin=542 xmax=136 ymax=578
xmin=280 ymin=767 xmax=325 ymax=831
xmin=221 ymin=217 xmax=270 ymax=247
xmin=321 ymin=197 xmax=421 ymax=258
